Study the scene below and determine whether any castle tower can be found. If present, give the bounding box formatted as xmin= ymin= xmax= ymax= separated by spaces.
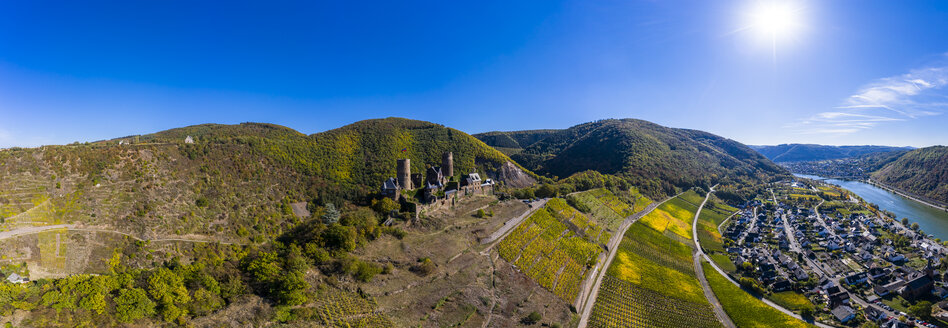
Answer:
xmin=397 ymin=159 xmax=412 ymax=190
xmin=442 ymin=152 xmax=454 ymax=178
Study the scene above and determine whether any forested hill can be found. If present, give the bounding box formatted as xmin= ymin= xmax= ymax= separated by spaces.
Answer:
xmin=872 ymin=146 xmax=948 ymax=204
xmin=500 ymin=119 xmax=788 ymax=195
xmin=130 ymin=118 xmax=537 ymax=200
xmin=750 ymin=144 xmax=913 ymax=162
xmin=0 ymin=118 xmax=535 ymax=240
xmin=472 ymin=129 xmax=560 ymax=155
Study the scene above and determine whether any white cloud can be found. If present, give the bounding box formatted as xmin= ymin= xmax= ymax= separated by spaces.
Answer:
xmin=792 ymin=55 xmax=948 ymax=135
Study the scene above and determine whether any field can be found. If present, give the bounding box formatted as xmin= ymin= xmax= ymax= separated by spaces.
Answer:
xmin=496 ymin=198 xmax=605 ymax=302
xmin=588 ymin=193 xmax=720 ymax=328
xmin=702 ymin=262 xmax=814 ymax=328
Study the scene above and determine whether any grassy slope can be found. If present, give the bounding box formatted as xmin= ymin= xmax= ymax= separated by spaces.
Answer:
xmin=702 ymin=262 xmax=814 ymax=328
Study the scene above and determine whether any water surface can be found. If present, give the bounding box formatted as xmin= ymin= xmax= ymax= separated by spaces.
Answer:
xmin=794 ymin=173 xmax=948 ymax=240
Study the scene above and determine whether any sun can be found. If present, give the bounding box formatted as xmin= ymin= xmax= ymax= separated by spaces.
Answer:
xmin=749 ymin=2 xmax=802 ymax=40
xmin=738 ymin=1 xmax=806 ymax=61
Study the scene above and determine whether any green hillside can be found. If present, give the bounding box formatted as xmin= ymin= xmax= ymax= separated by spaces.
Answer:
xmin=0 ymin=118 xmax=536 ymax=239
xmin=510 ymin=119 xmax=788 ymax=196
xmin=872 ymin=146 xmax=948 ymax=205
xmin=473 ymin=129 xmax=560 ymax=155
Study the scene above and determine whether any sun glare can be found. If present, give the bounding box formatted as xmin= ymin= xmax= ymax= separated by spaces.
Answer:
xmin=739 ymin=1 xmax=806 ymax=61
xmin=749 ymin=2 xmax=802 ymax=39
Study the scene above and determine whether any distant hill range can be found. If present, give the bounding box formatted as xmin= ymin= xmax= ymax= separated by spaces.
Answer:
xmin=872 ymin=146 xmax=948 ymax=205
xmin=749 ymin=144 xmax=914 ymax=163
xmin=477 ymin=119 xmax=788 ymax=195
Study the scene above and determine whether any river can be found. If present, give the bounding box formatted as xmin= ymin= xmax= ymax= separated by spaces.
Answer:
xmin=794 ymin=173 xmax=948 ymax=240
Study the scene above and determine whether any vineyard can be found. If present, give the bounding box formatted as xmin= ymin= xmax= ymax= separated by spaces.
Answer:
xmin=496 ymin=200 xmax=605 ymax=302
xmin=588 ymin=276 xmax=721 ymax=328
xmin=696 ymin=199 xmax=736 ymax=254
xmin=589 ymin=193 xmax=721 ymax=327
xmin=701 ymin=262 xmax=814 ymax=328
xmin=307 ymin=288 xmax=395 ymax=327
xmin=638 ymin=197 xmax=697 ymax=241
xmin=568 ymin=190 xmax=627 ymax=232
xmin=678 ymin=190 xmax=705 ymax=208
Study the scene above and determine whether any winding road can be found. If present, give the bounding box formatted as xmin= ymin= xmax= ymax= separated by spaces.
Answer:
xmin=689 ymin=185 xmax=736 ymax=328
xmin=698 ymin=190 xmax=834 ymax=328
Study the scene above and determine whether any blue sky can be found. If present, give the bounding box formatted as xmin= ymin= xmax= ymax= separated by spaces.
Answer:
xmin=2 ymin=0 xmax=948 ymax=148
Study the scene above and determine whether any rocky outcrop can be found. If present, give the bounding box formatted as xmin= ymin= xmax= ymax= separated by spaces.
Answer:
xmin=494 ymin=161 xmax=536 ymax=188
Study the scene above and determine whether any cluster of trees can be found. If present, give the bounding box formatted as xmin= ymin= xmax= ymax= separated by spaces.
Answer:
xmin=1 ymin=202 xmax=405 ymax=326
xmin=0 ymin=245 xmax=245 ymax=326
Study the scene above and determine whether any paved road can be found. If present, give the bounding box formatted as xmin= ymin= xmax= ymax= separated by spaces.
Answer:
xmin=690 ymin=186 xmax=736 ymax=328
xmin=737 ymin=207 xmax=759 ymax=245
xmin=698 ymin=188 xmax=834 ymax=328
xmin=480 ymin=198 xmax=549 ymax=252
xmin=575 ymin=192 xmax=681 ymax=328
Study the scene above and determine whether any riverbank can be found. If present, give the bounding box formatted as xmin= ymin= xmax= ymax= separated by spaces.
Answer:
xmin=866 ymin=178 xmax=948 ymax=212
xmin=794 ymin=173 xmax=948 ymax=241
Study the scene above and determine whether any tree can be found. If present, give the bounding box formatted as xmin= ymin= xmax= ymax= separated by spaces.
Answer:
xmin=147 ymin=267 xmax=191 ymax=322
xmin=909 ymin=301 xmax=932 ymax=318
xmin=902 ymin=218 xmax=909 ymax=225
xmin=115 ymin=288 xmax=156 ymax=323
xmin=323 ymin=223 xmax=358 ymax=252
xmin=476 ymin=209 xmax=487 ymax=218
xmin=322 ymin=203 xmax=340 ymax=224
xmin=371 ymin=197 xmax=400 ymax=215
xmin=911 ymin=222 xmax=920 ymax=231
xmin=535 ymin=184 xmax=558 ymax=198
xmin=273 ymin=271 xmax=309 ymax=306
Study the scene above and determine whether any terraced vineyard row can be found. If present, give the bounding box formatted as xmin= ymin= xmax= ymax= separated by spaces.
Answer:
xmin=588 ymin=275 xmax=721 ymax=328
xmin=589 ymin=192 xmax=720 ymax=327
xmin=309 ymin=288 xmax=395 ymax=327
xmin=497 ymin=201 xmax=605 ymax=302
xmin=568 ymin=188 xmax=652 ymax=234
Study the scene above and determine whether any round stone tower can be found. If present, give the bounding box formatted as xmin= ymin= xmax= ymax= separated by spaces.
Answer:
xmin=397 ymin=159 xmax=412 ymax=190
xmin=442 ymin=152 xmax=454 ymax=178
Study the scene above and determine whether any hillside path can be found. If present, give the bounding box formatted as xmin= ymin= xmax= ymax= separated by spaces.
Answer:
xmin=0 ymin=224 xmax=76 ymax=242
xmin=690 ymin=186 xmax=736 ymax=328
xmin=0 ymin=224 xmax=245 ymax=245
xmin=575 ymin=192 xmax=682 ymax=328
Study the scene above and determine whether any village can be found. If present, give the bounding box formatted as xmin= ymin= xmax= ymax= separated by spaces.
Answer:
xmin=721 ymin=180 xmax=948 ymax=328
